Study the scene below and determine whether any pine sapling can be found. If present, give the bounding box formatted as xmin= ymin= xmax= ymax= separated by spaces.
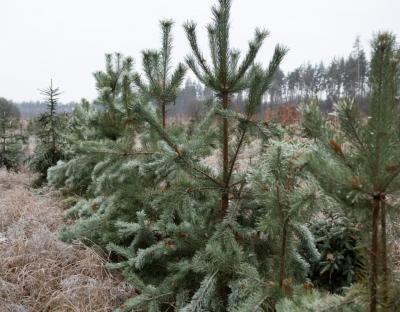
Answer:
xmin=183 ymin=0 xmax=286 ymax=218
xmin=301 ymin=32 xmax=400 ymax=312
xmin=134 ymin=20 xmax=186 ymax=129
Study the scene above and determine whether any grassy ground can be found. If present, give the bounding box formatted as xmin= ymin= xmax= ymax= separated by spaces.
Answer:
xmin=0 ymin=168 xmax=135 ymax=312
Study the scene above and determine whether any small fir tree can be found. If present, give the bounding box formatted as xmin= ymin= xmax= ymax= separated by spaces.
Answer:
xmin=308 ymin=211 xmax=365 ymax=294
xmin=300 ymin=32 xmax=400 ymax=312
xmin=29 ymin=80 xmax=66 ymax=179
xmin=48 ymin=53 xmax=153 ymax=244
xmin=0 ymin=111 xmax=24 ymax=171
xmin=249 ymin=140 xmax=320 ymax=292
xmin=48 ymin=53 xmax=148 ymax=191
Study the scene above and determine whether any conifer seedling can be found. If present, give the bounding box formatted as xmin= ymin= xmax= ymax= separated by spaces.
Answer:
xmin=134 ymin=20 xmax=186 ymax=129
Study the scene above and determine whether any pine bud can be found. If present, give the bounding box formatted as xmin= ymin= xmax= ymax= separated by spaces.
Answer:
xmin=303 ymin=281 xmax=314 ymax=293
xmin=329 ymin=139 xmax=344 ymax=156
xmin=282 ymin=278 xmax=293 ymax=296
xmin=386 ymin=165 xmax=400 ymax=173
xmin=326 ymin=253 xmax=335 ymax=261
xmin=235 ymin=233 xmax=244 ymax=242
xmin=175 ymin=145 xmax=184 ymax=158
xmin=164 ymin=240 xmax=177 ymax=250
xmin=178 ymin=232 xmax=188 ymax=238
xmin=159 ymin=181 xmax=169 ymax=192
xmin=351 ymin=176 xmax=362 ymax=190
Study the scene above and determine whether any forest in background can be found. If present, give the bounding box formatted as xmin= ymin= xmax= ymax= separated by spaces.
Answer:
xmin=9 ymin=36 xmax=369 ymax=120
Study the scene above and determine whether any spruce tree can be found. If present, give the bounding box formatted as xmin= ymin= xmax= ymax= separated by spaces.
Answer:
xmin=0 ymin=111 xmax=24 ymax=171
xmin=48 ymin=53 xmax=150 ymax=192
xmin=134 ymin=20 xmax=186 ymax=128
xmin=48 ymin=53 xmax=154 ymax=244
xmin=300 ymin=32 xmax=400 ymax=312
xmin=308 ymin=211 xmax=364 ymax=293
xmin=249 ymin=140 xmax=320 ymax=291
xmin=29 ymin=80 xmax=66 ymax=179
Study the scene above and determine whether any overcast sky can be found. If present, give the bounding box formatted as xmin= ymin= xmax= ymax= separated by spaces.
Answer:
xmin=1 ymin=0 xmax=399 ymax=103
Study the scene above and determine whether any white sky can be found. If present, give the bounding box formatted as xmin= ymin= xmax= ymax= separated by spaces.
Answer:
xmin=1 ymin=0 xmax=399 ymax=103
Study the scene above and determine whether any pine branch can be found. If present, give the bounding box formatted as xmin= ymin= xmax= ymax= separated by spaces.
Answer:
xmin=181 ymin=272 xmax=218 ymax=312
xmin=231 ymin=28 xmax=269 ymax=88
xmin=183 ymin=21 xmax=214 ymax=80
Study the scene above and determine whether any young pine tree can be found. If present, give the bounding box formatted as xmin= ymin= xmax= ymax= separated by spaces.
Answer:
xmin=52 ymin=1 xmax=289 ymax=310
xmin=183 ymin=0 xmax=287 ymax=218
xmin=105 ymin=1 xmax=287 ymax=310
xmin=29 ymin=80 xmax=66 ymax=179
xmin=134 ymin=20 xmax=186 ymax=128
xmin=301 ymin=32 xmax=400 ymax=312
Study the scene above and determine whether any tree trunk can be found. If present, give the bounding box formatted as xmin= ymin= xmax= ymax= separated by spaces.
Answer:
xmin=161 ymin=102 xmax=166 ymax=129
xmin=370 ymin=196 xmax=380 ymax=312
xmin=279 ymin=222 xmax=288 ymax=289
xmin=221 ymin=92 xmax=229 ymax=218
xmin=381 ymin=200 xmax=388 ymax=311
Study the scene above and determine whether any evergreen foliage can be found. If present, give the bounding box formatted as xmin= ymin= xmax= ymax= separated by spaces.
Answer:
xmin=44 ymin=1 xmax=400 ymax=311
xmin=48 ymin=0 xmax=298 ymax=310
xmin=134 ymin=20 xmax=186 ymax=128
xmin=308 ymin=212 xmax=364 ymax=293
xmin=0 ymin=97 xmax=21 ymax=119
xmin=183 ymin=0 xmax=287 ymax=217
xmin=0 ymin=110 xmax=24 ymax=171
xmin=300 ymin=32 xmax=400 ymax=312
xmin=249 ymin=140 xmax=320 ymax=290
xmin=275 ymin=284 xmax=367 ymax=312
xmin=48 ymin=53 xmax=149 ymax=195
xmin=29 ymin=80 xmax=66 ymax=179
xmin=264 ymin=36 xmax=369 ymax=108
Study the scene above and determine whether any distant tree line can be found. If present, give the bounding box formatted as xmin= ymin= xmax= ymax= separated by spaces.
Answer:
xmin=16 ymin=101 xmax=75 ymax=118
xmin=7 ymin=37 xmax=369 ymax=120
xmin=0 ymin=97 xmax=20 ymax=119
xmin=170 ymin=36 xmax=369 ymax=118
xmin=267 ymin=37 xmax=368 ymax=110
xmin=0 ymin=97 xmax=25 ymax=171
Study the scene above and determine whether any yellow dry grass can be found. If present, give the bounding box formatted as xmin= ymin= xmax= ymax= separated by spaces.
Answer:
xmin=0 ymin=169 xmax=135 ymax=312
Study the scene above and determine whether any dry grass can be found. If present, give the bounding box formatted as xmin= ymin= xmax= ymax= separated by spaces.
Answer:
xmin=0 ymin=169 xmax=135 ymax=312
xmin=201 ymin=139 xmax=262 ymax=175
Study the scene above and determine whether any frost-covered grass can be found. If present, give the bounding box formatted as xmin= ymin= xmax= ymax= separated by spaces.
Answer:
xmin=0 ymin=168 xmax=135 ymax=312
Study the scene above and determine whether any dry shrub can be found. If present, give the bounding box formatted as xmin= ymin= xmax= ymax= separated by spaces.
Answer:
xmin=0 ymin=169 xmax=135 ymax=312
xmin=264 ymin=104 xmax=301 ymax=125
